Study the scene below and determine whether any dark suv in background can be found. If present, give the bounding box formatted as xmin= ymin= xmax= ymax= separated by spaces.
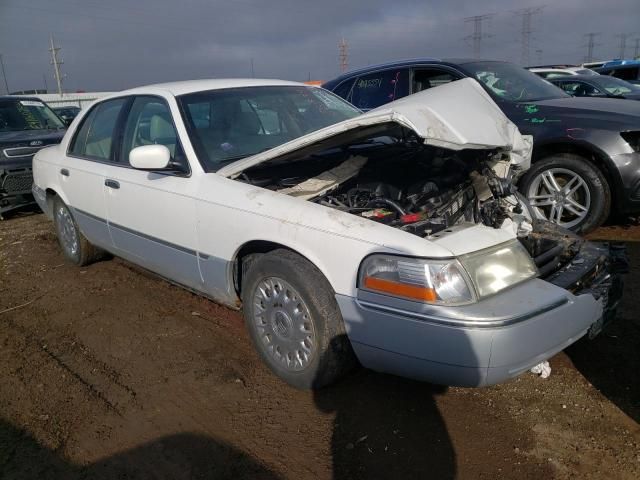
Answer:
xmin=0 ymin=96 xmax=65 ymax=218
xmin=323 ymin=59 xmax=640 ymax=233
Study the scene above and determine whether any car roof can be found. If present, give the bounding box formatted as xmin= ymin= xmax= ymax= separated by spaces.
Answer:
xmin=322 ymin=58 xmax=503 ymax=87
xmin=0 ymin=95 xmax=43 ymax=102
xmin=119 ymin=78 xmax=307 ymax=97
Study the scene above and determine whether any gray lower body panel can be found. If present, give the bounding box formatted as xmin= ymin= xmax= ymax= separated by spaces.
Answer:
xmin=336 ymin=285 xmax=602 ymax=387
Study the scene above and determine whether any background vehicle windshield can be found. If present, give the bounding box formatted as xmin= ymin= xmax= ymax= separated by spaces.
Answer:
xmin=593 ymin=76 xmax=639 ymax=95
xmin=179 ymin=86 xmax=361 ymax=171
xmin=0 ymin=99 xmax=65 ymax=132
xmin=465 ymin=61 xmax=569 ymax=102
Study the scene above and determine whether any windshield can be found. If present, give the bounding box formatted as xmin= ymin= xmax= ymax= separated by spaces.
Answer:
xmin=0 ymin=99 xmax=65 ymax=132
xmin=179 ymin=86 xmax=361 ymax=171
xmin=593 ymin=76 xmax=639 ymax=95
xmin=464 ymin=61 xmax=569 ymax=102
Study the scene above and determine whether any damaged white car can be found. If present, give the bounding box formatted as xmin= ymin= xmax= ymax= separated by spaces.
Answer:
xmin=32 ymin=78 xmax=624 ymax=389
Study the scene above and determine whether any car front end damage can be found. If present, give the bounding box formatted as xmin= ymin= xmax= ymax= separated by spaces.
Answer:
xmin=221 ymin=79 xmax=626 ymax=386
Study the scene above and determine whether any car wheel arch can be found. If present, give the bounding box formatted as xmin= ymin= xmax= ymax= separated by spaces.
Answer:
xmin=530 ymin=140 xmax=622 ymax=205
xmin=232 ymin=240 xmax=336 ymax=299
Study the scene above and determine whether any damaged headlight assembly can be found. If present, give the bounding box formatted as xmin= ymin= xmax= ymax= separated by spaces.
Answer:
xmin=359 ymin=240 xmax=538 ymax=305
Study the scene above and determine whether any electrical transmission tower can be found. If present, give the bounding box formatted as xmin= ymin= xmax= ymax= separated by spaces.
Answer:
xmin=616 ymin=33 xmax=632 ymax=59
xmin=49 ymin=34 xmax=65 ymax=97
xmin=338 ymin=37 xmax=348 ymax=73
xmin=583 ymin=33 xmax=602 ymax=63
xmin=463 ymin=14 xmax=494 ymax=59
xmin=513 ymin=6 xmax=545 ymax=66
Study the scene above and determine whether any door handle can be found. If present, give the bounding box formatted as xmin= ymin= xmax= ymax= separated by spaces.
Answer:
xmin=104 ymin=179 xmax=120 ymax=189
xmin=60 ymin=168 xmax=69 ymax=177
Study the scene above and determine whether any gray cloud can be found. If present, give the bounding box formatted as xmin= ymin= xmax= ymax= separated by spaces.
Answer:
xmin=0 ymin=0 xmax=638 ymax=92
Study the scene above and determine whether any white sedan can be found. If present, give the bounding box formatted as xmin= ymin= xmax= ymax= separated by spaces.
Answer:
xmin=32 ymin=78 xmax=622 ymax=389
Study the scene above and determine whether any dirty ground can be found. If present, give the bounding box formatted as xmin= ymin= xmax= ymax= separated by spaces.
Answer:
xmin=1 ymin=212 xmax=638 ymax=479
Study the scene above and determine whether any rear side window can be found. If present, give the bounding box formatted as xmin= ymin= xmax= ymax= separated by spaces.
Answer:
xmin=331 ymin=78 xmax=356 ymax=102
xmin=70 ymin=98 xmax=127 ymax=161
xmin=350 ymin=69 xmax=409 ymax=110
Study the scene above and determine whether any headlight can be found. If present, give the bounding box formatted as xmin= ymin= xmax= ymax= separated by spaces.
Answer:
xmin=621 ymin=131 xmax=640 ymax=152
xmin=359 ymin=240 xmax=537 ymax=305
xmin=359 ymin=255 xmax=475 ymax=305
xmin=458 ymin=240 xmax=537 ymax=298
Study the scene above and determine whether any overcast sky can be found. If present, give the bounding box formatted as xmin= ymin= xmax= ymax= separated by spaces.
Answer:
xmin=0 ymin=0 xmax=638 ymax=93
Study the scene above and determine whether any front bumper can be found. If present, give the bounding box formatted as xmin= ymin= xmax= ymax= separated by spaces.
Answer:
xmin=338 ymin=242 xmax=623 ymax=387
xmin=1 ymin=165 xmax=36 ymax=216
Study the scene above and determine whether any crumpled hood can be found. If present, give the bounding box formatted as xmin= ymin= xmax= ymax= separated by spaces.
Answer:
xmin=218 ymin=78 xmax=533 ymax=178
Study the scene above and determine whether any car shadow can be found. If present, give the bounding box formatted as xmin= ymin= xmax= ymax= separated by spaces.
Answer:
xmin=0 ymin=418 xmax=280 ymax=480
xmin=313 ymin=334 xmax=457 ymax=479
xmin=566 ymin=242 xmax=640 ymax=423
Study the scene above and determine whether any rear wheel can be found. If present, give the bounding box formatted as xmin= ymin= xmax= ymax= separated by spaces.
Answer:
xmin=519 ymin=154 xmax=610 ymax=234
xmin=53 ymin=197 xmax=104 ymax=266
xmin=241 ymin=249 xmax=356 ymax=389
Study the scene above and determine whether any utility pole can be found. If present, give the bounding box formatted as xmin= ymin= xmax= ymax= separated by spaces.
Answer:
xmin=338 ymin=37 xmax=348 ymax=73
xmin=43 ymin=73 xmax=48 ymax=92
xmin=513 ymin=6 xmax=545 ymax=66
xmin=0 ymin=54 xmax=9 ymax=94
xmin=633 ymin=38 xmax=640 ymax=59
xmin=463 ymin=14 xmax=494 ymax=59
xmin=535 ymin=49 xmax=543 ymax=65
xmin=583 ymin=33 xmax=601 ymax=63
xmin=250 ymin=58 xmax=254 ymax=78
xmin=49 ymin=34 xmax=64 ymax=97
xmin=616 ymin=33 xmax=632 ymax=59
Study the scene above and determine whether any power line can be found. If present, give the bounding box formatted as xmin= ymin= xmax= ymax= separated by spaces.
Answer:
xmin=0 ymin=54 xmax=9 ymax=94
xmin=616 ymin=33 xmax=633 ymax=59
xmin=338 ymin=37 xmax=348 ymax=73
xmin=512 ymin=6 xmax=545 ymax=66
xmin=49 ymin=34 xmax=65 ymax=97
xmin=583 ymin=33 xmax=602 ymax=63
xmin=463 ymin=14 xmax=494 ymax=59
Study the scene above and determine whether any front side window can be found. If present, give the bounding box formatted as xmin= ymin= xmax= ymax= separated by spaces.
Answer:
xmin=121 ymin=96 xmax=187 ymax=171
xmin=179 ymin=86 xmax=360 ymax=171
xmin=413 ymin=68 xmax=460 ymax=93
xmin=70 ymin=98 xmax=127 ymax=161
xmin=0 ymin=99 xmax=64 ymax=132
xmin=350 ymin=69 xmax=409 ymax=110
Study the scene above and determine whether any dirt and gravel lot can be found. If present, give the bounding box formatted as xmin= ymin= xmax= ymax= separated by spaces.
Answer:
xmin=1 ymin=211 xmax=639 ymax=479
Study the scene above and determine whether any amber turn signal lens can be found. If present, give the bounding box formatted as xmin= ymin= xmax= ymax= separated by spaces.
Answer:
xmin=363 ymin=276 xmax=437 ymax=302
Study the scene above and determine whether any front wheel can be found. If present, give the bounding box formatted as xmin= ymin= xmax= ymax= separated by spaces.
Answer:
xmin=518 ymin=154 xmax=610 ymax=234
xmin=241 ymin=249 xmax=356 ymax=389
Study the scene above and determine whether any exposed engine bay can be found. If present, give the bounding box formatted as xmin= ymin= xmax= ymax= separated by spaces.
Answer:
xmin=237 ymin=124 xmax=528 ymax=238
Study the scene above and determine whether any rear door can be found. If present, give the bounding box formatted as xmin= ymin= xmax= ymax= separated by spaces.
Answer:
xmin=103 ymin=95 xmax=203 ymax=291
xmin=62 ymin=97 xmax=128 ymax=249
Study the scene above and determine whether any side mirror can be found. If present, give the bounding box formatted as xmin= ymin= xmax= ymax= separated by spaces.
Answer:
xmin=129 ymin=145 xmax=171 ymax=170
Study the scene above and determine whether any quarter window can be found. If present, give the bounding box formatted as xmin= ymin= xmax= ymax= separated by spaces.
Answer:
xmin=350 ymin=69 xmax=409 ymax=110
xmin=121 ymin=96 xmax=188 ymax=171
xmin=69 ymin=98 xmax=127 ymax=161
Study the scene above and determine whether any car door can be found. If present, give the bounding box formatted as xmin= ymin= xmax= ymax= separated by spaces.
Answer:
xmin=103 ymin=95 xmax=203 ymax=291
xmin=63 ymin=97 xmax=129 ymax=250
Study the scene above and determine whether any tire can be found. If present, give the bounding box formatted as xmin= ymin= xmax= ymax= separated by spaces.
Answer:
xmin=518 ymin=153 xmax=610 ymax=234
xmin=241 ymin=249 xmax=356 ymax=389
xmin=53 ymin=197 xmax=104 ymax=266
